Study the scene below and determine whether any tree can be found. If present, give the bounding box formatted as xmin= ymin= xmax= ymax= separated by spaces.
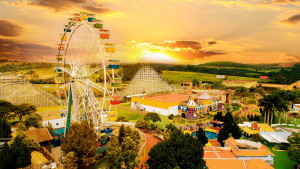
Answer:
xmin=107 ymin=127 xmax=141 ymax=169
xmin=116 ymin=116 xmax=129 ymax=122
xmin=147 ymin=130 xmax=206 ymax=169
xmin=12 ymin=130 xmax=41 ymax=151
xmin=118 ymin=124 xmax=126 ymax=144
xmin=213 ymin=112 xmax=224 ymax=122
xmin=11 ymin=136 xmax=31 ymax=168
xmin=122 ymin=150 xmax=138 ymax=169
xmin=287 ymin=145 xmax=300 ymax=165
xmin=288 ymin=132 xmax=300 ymax=145
xmin=155 ymin=126 xmax=163 ymax=135
xmin=16 ymin=122 xmax=27 ymax=132
xmin=192 ymin=79 xmax=199 ymax=86
xmin=125 ymin=125 xmax=133 ymax=137
xmin=232 ymin=123 xmax=242 ymax=139
xmin=14 ymin=103 xmax=37 ymax=121
xmin=196 ymin=127 xmax=208 ymax=146
xmin=223 ymin=112 xmax=234 ymax=133
xmin=135 ymin=119 xmax=151 ymax=130
xmin=287 ymin=131 xmax=300 ymax=166
xmin=61 ymin=120 xmax=97 ymax=168
xmin=259 ymin=93 xmax=280 ymax=125
xmin=46 ymin=123 xmax=56 ymax=136
xmin=0 ymin=100 xmax=14 ymax=119
xmin=217 ymin=128 xmax=229 ymax=146
xmin=168 ymin=114 xmax=174 ymax=120
xmin=144 ymin=112 xmax=161 ymax=125
xmin=121 ymin=136 xmax=138 ymax=152
xmin=64 ymin=152 xmax=79 ymax=169
xmin=222 ymin=112 xmax=241 ymax=140
xmin=235 ymin=87 xmax=248 ymax=97
xmin=106 ymin=136 xmax=123 ymax=168
xmin=131 ymin=130 xmax=141 ymax=145
xmin=24 ymin=113 xmax=42 ymax=129
xmin=0 ymin=142 xmax=13 ymax=169
xmin=0 ymin=118 xmax=12 ymax=138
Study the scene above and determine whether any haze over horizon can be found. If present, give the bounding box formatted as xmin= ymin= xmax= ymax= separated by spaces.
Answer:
xmin=0 ymin=0 xmax=300 ymax=64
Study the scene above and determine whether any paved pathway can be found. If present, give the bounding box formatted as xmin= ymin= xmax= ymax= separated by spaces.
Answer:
xmin=140 ymin=132 xmax=161 ymax=167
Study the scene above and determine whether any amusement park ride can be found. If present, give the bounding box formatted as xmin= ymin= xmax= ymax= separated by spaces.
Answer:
xmin=55 ymin=12 xmax=121 ymax=135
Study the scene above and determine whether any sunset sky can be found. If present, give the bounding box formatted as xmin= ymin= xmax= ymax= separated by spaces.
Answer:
xmin=0 ymin=0 xmax=300 ymax=64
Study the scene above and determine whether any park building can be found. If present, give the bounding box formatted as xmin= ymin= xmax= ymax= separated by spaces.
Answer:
xmin=131 ymin=91 xmax=225 ymax=117
xmin=203 ymin=146 xmax=274 ymax=169
xmin=224 ymin=137 xmax=275 ymax=166
xmin=222 ymin=80 xmax=257 ymax=88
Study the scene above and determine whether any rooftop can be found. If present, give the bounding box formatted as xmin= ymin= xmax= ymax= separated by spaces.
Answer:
xmin=259 ymin=124 xmax=275 ymax=132
xmin=204 ymin=146 xmax=237 ymax=159
xmin=245 ymin=159 xmax=274 ymax=169
xmin=145 ymin=94 xmax=197 ymax=103
xmin=25 ymin=128 xmax=53 ymax=143
xmin=223 ymin=80 xmax=257 ymax=83
xmin=205 ymin=159 xmax=246 ymax=169
xmin=225 ymin=137 xmax=275 ymax=157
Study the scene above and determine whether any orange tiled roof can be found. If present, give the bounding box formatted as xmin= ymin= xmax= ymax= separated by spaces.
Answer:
xmin=245 ymin=159 xmax=274 ymax=169
xmin=210 ymin=140 xmax=221 ymax=147
xmin=217 ymin=150 xmax=237 ymax=159
xmin=204 ymin=147 xmax=222 ymax=151
xmin=259 ymin=144 xmax=275 ymax=156
xmin=205 ymin=159 xmax=273 ymax=169
xmin=205 ymin=159 xmax=246 ymax=169
xmin=204 ymin=146 xmax=237 ymax=159
xmin=226 ymin=137 xmax=239 ymax=145
xmin=225 ymin=138 xmax=275 ymax=157
xmin=204 ymin=152 xmax=219 ymax=158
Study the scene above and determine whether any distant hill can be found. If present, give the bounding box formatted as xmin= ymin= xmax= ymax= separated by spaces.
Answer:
xmin=199 ymin=61 xmax=279 ymax=68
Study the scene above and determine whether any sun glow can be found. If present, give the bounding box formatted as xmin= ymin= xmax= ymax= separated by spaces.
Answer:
xmin=142 ymin=51 xmax=177 ymax=63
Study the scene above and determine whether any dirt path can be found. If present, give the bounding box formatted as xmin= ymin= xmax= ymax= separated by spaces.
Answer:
xmin=140 ymin=132 xmax=161 ymax=167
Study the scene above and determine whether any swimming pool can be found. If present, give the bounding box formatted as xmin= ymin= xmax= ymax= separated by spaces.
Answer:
xmin=192 ymin=131 xmax=218 ymax=140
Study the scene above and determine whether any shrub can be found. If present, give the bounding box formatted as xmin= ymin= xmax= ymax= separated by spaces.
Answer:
xmin=168 ymin=114 xmax=174 ymax=120
xmin=135 ymin=119 xmax=151 ymax=130
xmin=116 ymin=116 xmax=129 ymax=122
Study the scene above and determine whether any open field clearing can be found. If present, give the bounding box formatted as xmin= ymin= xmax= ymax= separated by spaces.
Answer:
xmin=162 ymin=70 xmax=264 ymax=84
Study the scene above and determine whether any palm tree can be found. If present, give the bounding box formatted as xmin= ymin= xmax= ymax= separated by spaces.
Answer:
xmin=259 ymin=94 xmax=275 ymax=125
xmin=273 ymin=91 xmax=289 ymax=124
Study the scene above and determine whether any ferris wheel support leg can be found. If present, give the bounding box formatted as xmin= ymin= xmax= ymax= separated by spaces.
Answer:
xmin=71 ymin=80 xmax=80 ymax=122
xmin=65 ymin=84 xmax=73 ymax=137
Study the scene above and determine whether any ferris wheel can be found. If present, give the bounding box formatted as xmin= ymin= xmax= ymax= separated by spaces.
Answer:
xmin=55 ymin=12 xmax=122 ymax=135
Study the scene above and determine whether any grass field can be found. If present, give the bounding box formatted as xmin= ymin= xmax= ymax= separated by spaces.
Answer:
xmin=154 ymin=115 xmax=171 ymax=130
xmin=17 ymin=68 xmax=56 ymax=78
xmin=162 ymin=70 xmax=264 ymax=84
xmin=267 ymin=145 xmax=296 ymax=169
xmin=118 ymin=103 xmax=171 ymax=129
xmin=36 ymin=106 xmax=61 ymax=113
xmin=113 ymin=107 xmax=144 ymax=123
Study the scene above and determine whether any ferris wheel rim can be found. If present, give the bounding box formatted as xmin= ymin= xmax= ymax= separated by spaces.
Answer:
xmin=55 ymin=18 xmax=109 ymax=119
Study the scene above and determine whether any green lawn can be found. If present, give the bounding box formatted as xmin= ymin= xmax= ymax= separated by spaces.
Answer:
xmin=274 ymin=111 xmax=300 ymax=125
xmin=154 ymin=115 xmax=172 ymax=130
xmin=162 ymin=70 xmax=264 ymax=84
xmin=267 ymin=145 xmax=296 ymax=169
xmin=114 ymin=108 xmax=144 ymax=123
xmin=16 ymin=68 xmax=56 ymax=77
